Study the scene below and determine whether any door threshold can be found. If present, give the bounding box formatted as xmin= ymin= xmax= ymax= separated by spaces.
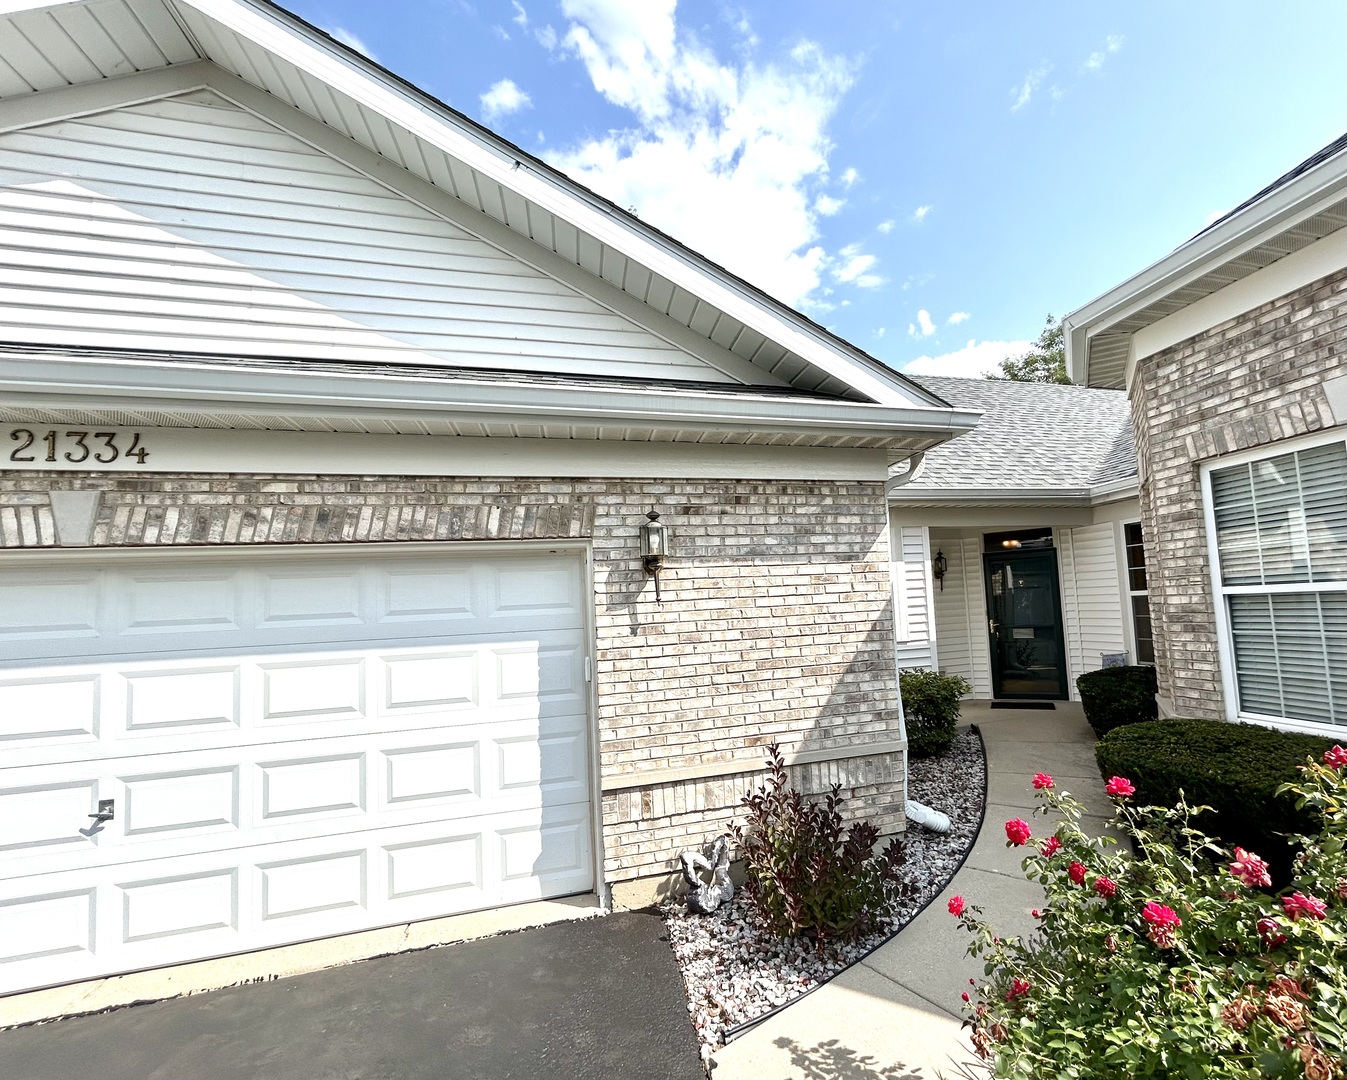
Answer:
xmin=989 ymin=701 xmax=1057 ymax=710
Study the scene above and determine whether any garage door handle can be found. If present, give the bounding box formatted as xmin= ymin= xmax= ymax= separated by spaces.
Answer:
xmin=88 ymin=799 xmax=115 ymax=824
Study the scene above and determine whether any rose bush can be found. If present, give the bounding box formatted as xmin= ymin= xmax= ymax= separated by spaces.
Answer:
xmin=950 ymin=746 xmax=1347 ymax=1078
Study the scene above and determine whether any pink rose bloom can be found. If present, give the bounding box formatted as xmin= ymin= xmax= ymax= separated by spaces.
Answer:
xmin=1005 ymin=977 xmax=1031 ymax=1001
xmin=1032 ymin=772 xmax=1054 ymax=790
xmin=1282 ymin=892 xmax=1328 ymax=921
xmin=1141 ymin=901 xmax=1182 ymax=928
xmin=1094 ymin=875 xmax=1118 ymax=898
xmin=1040 ymin=836 xmax=1062 ymax=858
xmin=1068 ymin=861 xmax=1087 ymax=885
xmin=1004 ymin=818 xmax=1032 ymax=846
xmin=948 ymin=895 xmax=966 ymax=917
xmin=1105 ymin=776 xmax=1136 ymax=798
xmin=1228 ymin=847 xmax=1272 ymax=889
xmin=1323 ymin=745 xmax=1347 ymax=770
xmin=1257 ymin=916 xmax=1288 ymax=948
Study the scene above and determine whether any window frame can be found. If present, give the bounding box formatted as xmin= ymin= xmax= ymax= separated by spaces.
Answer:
xmin=1119 ymin=518 xmax=1155 ymax=666
xmin=1201 ymin=427 xmax=1347 ymax=734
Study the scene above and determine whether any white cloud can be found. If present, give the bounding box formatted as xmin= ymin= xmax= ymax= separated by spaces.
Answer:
xmin=912 ymin=204 xmax=931 ymax=223
xmin=840 ymin=167 xmax=859 ymax=188
xmin=511 ymin=0 xmax=529 ymax=27
xmin=1011 ymin=63 xmax=1052 ymax=111
xmin=1084 ymin=34 xmax=1124 ymax=72
xmin=545 ymin=0 xmax=860 ymax=307
xmin=947 ymin=311 xmax=970 ymax=325
xmin=832 ymin=243 xmax=883 ymax=288
xmin=907 ymin=309 xmax=936 ymax=338
xmin=902 ymin=338 xmax=1032 ymax=378
xmin=877 ymin=218 xmax=896 ymax=234
xmin=480 ymin=78 xmax=532 ymax=122
xmin=815 ymin=194 xmax=845 ymax=216
xmin=536 ymin=25 xmax=558 ymax=50
xmin=328 ymin=26 xmax=376 ymax=61
xmin=493 ymin=25 xmax=511 ymax=41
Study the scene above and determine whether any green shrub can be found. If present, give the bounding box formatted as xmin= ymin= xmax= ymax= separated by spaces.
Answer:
xmin=736 ymin=744 xmax=907 ymax=944
xmin=950 ymin=747 xmax=1347 ymax=1078
xmin=1096 ymin=718 xmax=1338 ymax=886
xmin=1075 ymin=664 xmax=1158 ymax=737
xmin=899 ymin=668 xmax=972 ymax=757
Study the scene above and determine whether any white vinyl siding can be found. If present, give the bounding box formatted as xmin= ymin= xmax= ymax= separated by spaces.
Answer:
xmin=0 ymin=90 xmax=723 ymax=382
xmin=890 ymin=521 xmax=935 ymax=671
xmin=1207 ymin=437 xmax=1347 ymax=729
xmin=929 ymin=537 xmax=991 ymax=697
xmin=1058 ymin=522 xmax=1128 ymax=697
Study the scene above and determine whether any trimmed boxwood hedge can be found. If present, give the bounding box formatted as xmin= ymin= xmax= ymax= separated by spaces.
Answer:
xmin=1095 ymin=718 xmax=1339 ymax=885
xmin=1075 ymin=664 xmax=1158 ymax=738
xmin=899 ymin=668 xmax=972 ymax=757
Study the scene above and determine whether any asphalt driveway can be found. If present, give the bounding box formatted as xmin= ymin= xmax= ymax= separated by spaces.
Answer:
xmin=0 ymin=910 xmax=704 ymax=1080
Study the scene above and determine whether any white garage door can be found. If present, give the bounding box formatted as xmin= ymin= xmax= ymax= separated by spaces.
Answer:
xmin=0 ymin=548 xmax=594 ymax=996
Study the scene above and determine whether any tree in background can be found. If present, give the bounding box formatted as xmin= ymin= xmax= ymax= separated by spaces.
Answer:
xmin=987 ymin=315 xmax=1069 ymax=383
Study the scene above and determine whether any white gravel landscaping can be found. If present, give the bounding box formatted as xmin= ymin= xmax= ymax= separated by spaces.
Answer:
xmin=662 ymin=726 xmax=987 ymax=1062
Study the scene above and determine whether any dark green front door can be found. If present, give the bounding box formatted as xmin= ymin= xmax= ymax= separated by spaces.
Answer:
xmin=984 ymin=551 xmax=1068 ymax=699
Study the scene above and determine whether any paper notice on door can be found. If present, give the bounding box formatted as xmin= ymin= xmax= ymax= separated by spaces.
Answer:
xmin=1011 ymin=628 xmax=1034 ymax=639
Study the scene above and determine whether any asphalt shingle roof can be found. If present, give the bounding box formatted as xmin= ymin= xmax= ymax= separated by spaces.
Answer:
xmin=897 ymin=375 xmax=1137 ymax=492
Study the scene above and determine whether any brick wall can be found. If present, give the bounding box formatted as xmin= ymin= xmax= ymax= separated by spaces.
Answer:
xmin=0 ymin=471 xmax=904 ymax=888
xmin=1131 ymin=267 xmax=1347 ymax=718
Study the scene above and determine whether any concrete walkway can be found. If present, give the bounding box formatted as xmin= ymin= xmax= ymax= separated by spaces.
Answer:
xmin=712 ymin=701 xmax=1107 ymax=1080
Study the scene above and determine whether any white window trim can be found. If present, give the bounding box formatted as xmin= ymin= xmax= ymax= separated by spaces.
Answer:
xmin=1200 ymin=427 xmax=1347 ymax=734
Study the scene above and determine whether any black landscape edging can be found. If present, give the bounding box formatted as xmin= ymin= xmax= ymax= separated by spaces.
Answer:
xmin=720 ymin=722 xmax=991 ymax=1045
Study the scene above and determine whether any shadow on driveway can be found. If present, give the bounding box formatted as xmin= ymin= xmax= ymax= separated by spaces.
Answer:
xmin=0 ymin=910 xmax=704 ymax=1080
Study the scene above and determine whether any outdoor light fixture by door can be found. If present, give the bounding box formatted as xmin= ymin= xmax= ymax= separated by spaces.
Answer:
xmin=640 ymin=510 xmax=669 ymax=602
xmin=932 ymin=549 xmax=948 ymax=591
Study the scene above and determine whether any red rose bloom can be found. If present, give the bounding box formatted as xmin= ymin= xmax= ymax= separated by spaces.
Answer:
xmin=1094 ymin=875 xmax=1118 ymax=898
xmin=1040 ymin=836 xmax=1062 ymax=858
xmin=961 ymin=991 xmax=971 ymax=1002
xmin=1005 ymin=977 xmax=1031 ymax=1001
xmin=1323 ymin=745 xmax=1347 ymax=770
xmin=1004 ymin=818 xmax=1032 ymax=846
xmin=1032 ymin=772 xmax=1054 ymax=790
xmin=948 ymin=895 xmax=966 ymax=917
xmin=1068 ymin=861 xmax=1087 ymax=885
xmin=1257 ymin=916 xmax=1288 ymax=948
xmin=1282 ymin=892 xmax=1328 ymax=921
xmin=1142 ymin=901 xmax=1182 ymax=928
xmin=1105 ymin=776 xmax=1136 ymax=798
xmin=1228 ymin=847 xmax=1272 ymax=889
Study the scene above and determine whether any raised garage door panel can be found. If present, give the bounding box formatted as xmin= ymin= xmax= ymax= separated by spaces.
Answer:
xmin=0 ymin=551 xmax=594 ymax=995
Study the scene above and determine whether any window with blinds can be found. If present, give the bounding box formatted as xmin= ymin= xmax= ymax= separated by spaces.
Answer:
xmin=1209 ymin=439 xmax=1347 ymax=728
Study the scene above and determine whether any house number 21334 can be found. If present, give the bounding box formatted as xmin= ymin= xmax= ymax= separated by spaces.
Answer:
xmin=8 ymin=429 xmax=150 ymax=465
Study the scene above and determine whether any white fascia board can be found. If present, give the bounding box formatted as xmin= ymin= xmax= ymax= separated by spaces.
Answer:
xmin=0 ymin=352 xmax=981 ymax=443
xmin=1064 ymin=146 xmax=1347 ymax=385
xmin=0 ymin=0 xmax=81 ymax=13
xmin=174 ymin=0 xmax=935 ymax=409
xmin=886 ymin=486 xmax=1092 ymax=504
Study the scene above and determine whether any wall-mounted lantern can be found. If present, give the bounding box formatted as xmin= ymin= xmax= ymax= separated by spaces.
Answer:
xmin=640 ymin=510 xmax=670 ymax=602
xmin=932 ymin=549 xmax=948 ymax=592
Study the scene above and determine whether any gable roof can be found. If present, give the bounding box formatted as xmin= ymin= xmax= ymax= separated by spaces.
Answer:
xmin=887 ymin=376 xmax=1136 ymax=504
xmin=0 ymin=0 xmax=946 ymax=407
xmin=1065 ymin=130 xmax=1347 ymax=388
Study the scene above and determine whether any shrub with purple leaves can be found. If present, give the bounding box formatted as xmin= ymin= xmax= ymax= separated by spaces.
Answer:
xmin=735 ymin=744 xmax=908 ymax=946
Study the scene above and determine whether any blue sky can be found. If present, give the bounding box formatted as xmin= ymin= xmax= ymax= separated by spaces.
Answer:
xmin=286 ymin=0 xmax=1346 ymax=377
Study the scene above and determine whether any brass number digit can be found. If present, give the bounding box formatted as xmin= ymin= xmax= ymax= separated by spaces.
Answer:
xmin=64 ymin=431 xmax=90 ymax=463
xmin=42 ymin=430 xmax=58 ymax=462
xmin=93 ymin=433 xmax=119 ymax=464
xmin=9 ymin=428 xmax=35 ymax=462
xmin=125 ymin=433 xmax=149 ymax=464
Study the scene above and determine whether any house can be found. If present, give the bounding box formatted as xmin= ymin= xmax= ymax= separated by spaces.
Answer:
xmin=888 ymin=376 xmax=1147 ymax=701
xmin=1065 ymin=132 xmax=1347 ymax=735
xmin=0 ymin=0 xmax=981 ymax=1000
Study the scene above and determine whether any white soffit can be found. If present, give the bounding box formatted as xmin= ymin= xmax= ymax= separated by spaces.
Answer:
xmin=0 ymin=0 xmax=946 ymax=413
xmin=1065 ymin=143 xmax=1347 ymax=389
